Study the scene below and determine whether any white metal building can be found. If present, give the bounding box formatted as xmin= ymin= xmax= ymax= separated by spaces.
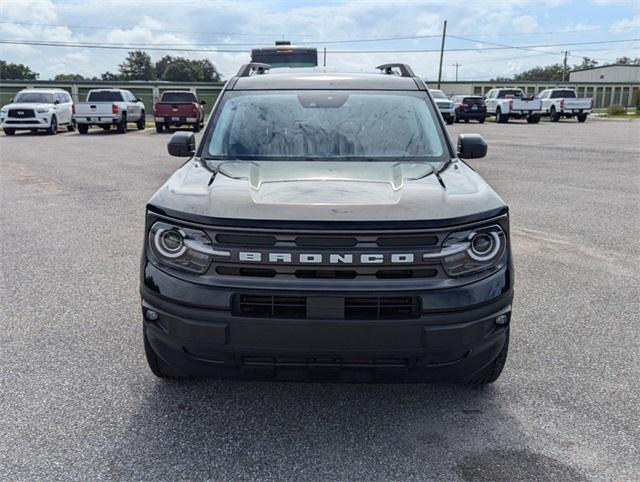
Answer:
xmin=569 ymin=64 xmax=640 ymax=83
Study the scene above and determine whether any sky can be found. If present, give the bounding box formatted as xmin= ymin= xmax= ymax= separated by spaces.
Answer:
xmin=0 ymin=0 xmax=639 ymax=81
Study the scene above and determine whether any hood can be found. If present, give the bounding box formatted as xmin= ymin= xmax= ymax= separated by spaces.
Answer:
xmin=148 ymin=160 xmax=507 ymax=225
xmin=2 ymin=103 xmax=53 ymax=110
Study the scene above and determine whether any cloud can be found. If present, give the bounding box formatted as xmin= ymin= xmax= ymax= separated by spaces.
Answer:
xmin=611 ymin=15 xmax=640 ymax=30
xmin=0 ymin=0 xmax=633 ymax=81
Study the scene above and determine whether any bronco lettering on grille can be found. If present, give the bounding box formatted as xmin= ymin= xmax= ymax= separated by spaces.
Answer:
xmin=237 ymin=252 xmax=415 ymax=264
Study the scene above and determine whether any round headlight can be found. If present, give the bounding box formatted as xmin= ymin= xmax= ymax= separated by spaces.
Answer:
xmin=468 ymin=231 xmax=500 ymax=261
xmin=155 ymin=229 xmax=186 ymax=258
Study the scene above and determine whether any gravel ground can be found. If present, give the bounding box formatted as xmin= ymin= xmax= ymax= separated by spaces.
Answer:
xmin=1 ymin=119 xmax=638 ymax=480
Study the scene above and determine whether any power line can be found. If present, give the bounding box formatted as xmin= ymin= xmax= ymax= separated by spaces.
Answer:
xmin=1 ymin=37 xmax=636 ymax=54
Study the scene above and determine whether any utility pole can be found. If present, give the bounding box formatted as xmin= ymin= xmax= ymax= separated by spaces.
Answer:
xmin=451 ymin=62 xmax=461 ymax=81
xmin=437 ymin=20 xmax=447 ymax=89
xmin=562 ymin=50 xmax=569 ymax=82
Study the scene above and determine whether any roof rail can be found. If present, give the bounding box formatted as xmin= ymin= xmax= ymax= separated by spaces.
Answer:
xmin=376 ymin=63 xmax=415 ymax=78
xmin=236 ymin=62 xmax=272 ymax=77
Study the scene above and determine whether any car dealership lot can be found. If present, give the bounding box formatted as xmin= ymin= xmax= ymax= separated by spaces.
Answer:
xmin=1 ymin=120 xmax=638 ymax=480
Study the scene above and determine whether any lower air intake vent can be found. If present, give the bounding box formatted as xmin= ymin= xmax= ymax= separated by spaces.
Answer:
xmin=232 ymin=295 xmax=420 ymax=320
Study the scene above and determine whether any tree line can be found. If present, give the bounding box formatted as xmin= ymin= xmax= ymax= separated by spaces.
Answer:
xmin=0 ymin=51 xmax=222 ymax=82
xmin=2 ymin=53 xmax=639 ymax=82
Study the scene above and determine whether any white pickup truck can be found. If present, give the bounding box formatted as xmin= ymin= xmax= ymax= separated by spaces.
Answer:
xmin=537 ymin=88 xmax=592 ymax=123
xmin=74 ymin=89 xmax=145 ymax=134
xmin=484 ymin=88 xmax=542 ymax=123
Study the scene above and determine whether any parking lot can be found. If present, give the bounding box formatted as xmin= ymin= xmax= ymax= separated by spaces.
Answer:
xmin=1 ymin=119 xmax=638 ymax=480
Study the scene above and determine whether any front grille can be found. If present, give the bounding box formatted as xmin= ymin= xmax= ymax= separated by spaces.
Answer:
xmin=208 ymin=227 xmax=444 ymax=280
xmin=233 ymin=294 xmax=420 ymax=320
xmin=8 ymin=109 xmax=35 ymax=118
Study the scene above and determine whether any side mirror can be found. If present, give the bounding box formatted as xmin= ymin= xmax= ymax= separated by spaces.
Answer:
xmin=167 ymin=132 xmax=196 ymax=157
xmin=457 ymin=134 xmax=487 ymax=159
xmin=199 ymin=99 xmax=207 ymax=105
xmin=9 ymin=98 xmax=13 ymax=103
xmin=54 ymin=99 xmax=60 ymax=105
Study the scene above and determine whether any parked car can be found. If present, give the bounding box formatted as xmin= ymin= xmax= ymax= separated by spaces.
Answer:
xmin=153 ymin=91 xmax=206 ymax=133
xmin=537 ymin=88 xmax=592 ymax=123
xmin=74 ymin=89 xmax=145 ymax=134
xmin=484 ymin=88 xmax=541 ymax=123
xmin=1 ymin=89 xmax=75 ymax=135
xmin=430 ymin=89 xmax=454 ymax=124
xmin=451 ymin=95 xmax=486 ymax=123
xmin=140 ymin=60 xmax=513 ymax=384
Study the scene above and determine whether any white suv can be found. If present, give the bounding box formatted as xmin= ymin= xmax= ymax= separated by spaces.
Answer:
xmin=1 ymin=89 xmax=75 ymax=136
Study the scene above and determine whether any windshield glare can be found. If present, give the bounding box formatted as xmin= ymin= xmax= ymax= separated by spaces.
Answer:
xmin=206 ymin=91 xmax=447 ymax=164
xmin=14 ymin=92 xmax=54 ymax=104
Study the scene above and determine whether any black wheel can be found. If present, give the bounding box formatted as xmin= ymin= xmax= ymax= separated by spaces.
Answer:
xmin=143 ymin=325 xmax=181 ymax=379
xmin=468 ymin=330 xmax=509 ymax=385
xmin=464 ymin=119 xmax=469 ymax=123
xmin=116 ymin=114 xmax=127 ymax=133
xmin=446 ymin=117 xmax=454 ymax=125
xmin=3 ymin=128 xmax=15 ymax=136
xmin=577 ymin=114 xmax=587 ymax=123
xmin=137 ymin=111 xmax=145 ymax=130
xmin=193 ymin=122 xmax=201 ymax=132
xmin=496 ymin=108 xmax=508 ymax=123
xmin=67 ymin=120 xmax=76 ymax=132
xmin=478 ymin=117 xmax=485 ymax=124
xmin=77 ymin=124 xmax=89 ymax=134
xmin=550 ymin=106 xmax=560 ymax=122
xmin=155 ymin=123 xmax=163 ymax=133
xmin=30 ymin=129 xmax=38 ymax=133
xmin=47 ymin=116 xmax=58 ymax=135
xmin=101 ymin=125 xmax=111 ymax=131
xmin=454 ymin=112 xmax=460 ymax=123
xmin=529 ymin=115 xmax=540 ymax=124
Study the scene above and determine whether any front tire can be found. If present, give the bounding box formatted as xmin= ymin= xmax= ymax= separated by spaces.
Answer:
xmin=143 ymin=325 xmax=181 ymax=379
xmin=577 ymin=114 xmax=587 ymax=123
xmin=116 ymin=114 xmax=127 ymax=133
xmin=3 ymin=128 xmax=15 ymax=136
xmin=77 ymin=124 xmax=89 ymax=134
xmin=137 ymin=111 xmax=145 ymax=130
xmin=468 ymin=330 xmax=509 ymax=385
xmin=47 ymin=116 xmax=58 ymax=135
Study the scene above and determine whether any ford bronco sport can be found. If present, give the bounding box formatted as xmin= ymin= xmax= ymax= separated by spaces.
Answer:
xmin=140 ymin=61 xmax=514 ymax=383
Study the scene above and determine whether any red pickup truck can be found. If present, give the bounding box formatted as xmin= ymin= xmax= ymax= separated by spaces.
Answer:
xmin=153 ymin=91 xmax=206 ymax=133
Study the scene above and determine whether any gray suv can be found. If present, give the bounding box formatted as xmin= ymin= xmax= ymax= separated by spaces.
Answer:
xmin=140 ymin=62 xmax=514 ymax=384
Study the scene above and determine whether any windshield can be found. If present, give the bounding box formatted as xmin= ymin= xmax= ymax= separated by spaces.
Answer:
xmin=160 ymin=92 xmax=196 ymax=103
xmin=205 ymin=90 xmax=448 ymax=164
xmin=430 ymin=90 xmax=447 ymax=99
xmin=14 ymin=92 xmax=54 ymax=104
xmin=87 ymin=91 xmax=124 ymax=102
xmin=497 ymin=89 xmax=524 ymax=98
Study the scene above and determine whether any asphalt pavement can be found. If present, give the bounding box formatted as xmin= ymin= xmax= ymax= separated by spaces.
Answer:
xmin=1 ymin=118 xmax=638 ymax=480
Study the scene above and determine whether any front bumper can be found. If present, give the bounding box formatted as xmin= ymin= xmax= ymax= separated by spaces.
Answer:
xmin=141 ymin=261 xmax=513 ymax=381
xmin=1 ymin=116 xmax=51 ymax=129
